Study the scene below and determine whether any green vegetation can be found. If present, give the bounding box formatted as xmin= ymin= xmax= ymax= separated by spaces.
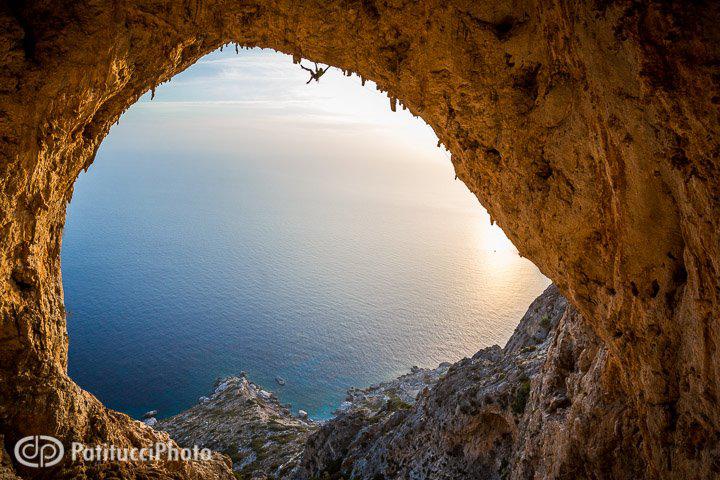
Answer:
xmin=385 ymin=394 xmax=412 ymax=412
xmin=250 ymin=437 xmax=267 ymax=462
xmin=225 ymin=442 xmax=244 ymax=463
xmin=271 ymin=431 xmax=297 ymax=444
xmin=499 ymin=457 xmax=510 ymax=480
xmin=511 ymin=376 xmax=531 ymax=415
xmin=267 ymin=419 xmax=288 ymax=431
xmin=539 ymin=314 xmax=551 ymax=329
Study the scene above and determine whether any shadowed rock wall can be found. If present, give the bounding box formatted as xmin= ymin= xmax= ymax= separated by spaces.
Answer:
xmin=0 ymin=0 xmax=718 ymax=478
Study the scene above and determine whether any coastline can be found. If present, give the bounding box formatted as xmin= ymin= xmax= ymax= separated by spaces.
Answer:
xmin=145 ymin=285 xmax=567 ymax=478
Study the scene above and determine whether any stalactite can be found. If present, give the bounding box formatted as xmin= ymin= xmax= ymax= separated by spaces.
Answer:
xmin=390 ymin=96 xmax=397 ymax=112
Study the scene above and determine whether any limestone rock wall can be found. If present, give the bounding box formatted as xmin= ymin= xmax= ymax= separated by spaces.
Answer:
xmin=0 ymin=1 xmax=718 ymax=478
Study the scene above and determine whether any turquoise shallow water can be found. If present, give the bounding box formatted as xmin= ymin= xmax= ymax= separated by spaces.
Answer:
xmin=62 ymin=48 xmax=550 ymax=420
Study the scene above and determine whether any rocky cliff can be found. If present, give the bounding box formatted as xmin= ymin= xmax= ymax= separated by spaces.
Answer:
xmin=1 ymin=1 xmax=719 ymax=478
xmin=154 ymin=285 xmax=592 ymax=480
xmin=297 ymin=284 xmax=571 ymax=480
xmin=157 ymin=376 xmax=316 ymax=479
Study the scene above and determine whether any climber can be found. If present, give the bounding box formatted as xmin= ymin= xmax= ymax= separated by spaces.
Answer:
xmin=300 ymin=62 xmax=331 ymax=84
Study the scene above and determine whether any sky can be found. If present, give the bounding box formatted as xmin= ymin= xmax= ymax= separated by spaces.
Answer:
xmin=112 ymin=47 xmax=516 ymax=250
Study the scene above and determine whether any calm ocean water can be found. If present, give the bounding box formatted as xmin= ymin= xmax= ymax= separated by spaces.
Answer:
xmin=62 ymin=48 xmax=549 ymax=420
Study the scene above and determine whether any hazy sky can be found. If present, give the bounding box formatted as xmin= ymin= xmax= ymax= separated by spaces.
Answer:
xmin=133 ymin=47 xmax=433 ymax=145
xmin=110 ymin=47 xmax=515 ymax=251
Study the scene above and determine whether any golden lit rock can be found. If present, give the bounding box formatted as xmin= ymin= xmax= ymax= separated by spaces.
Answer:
xmin=0 ymin=1 xmax=719 ymax=478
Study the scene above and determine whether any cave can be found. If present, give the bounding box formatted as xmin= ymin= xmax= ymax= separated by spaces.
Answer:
xmin=0 ymin=1 xmax=719 ymax=479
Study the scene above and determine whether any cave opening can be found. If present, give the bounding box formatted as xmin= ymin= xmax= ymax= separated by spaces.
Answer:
xmin=2 ymin=2 xmax=718 ymax=478
xmin=62 ymin=46 xmax=549 ymax=421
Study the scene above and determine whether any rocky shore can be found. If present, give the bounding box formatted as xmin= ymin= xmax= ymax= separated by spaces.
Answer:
xmin=152 ymin=376 xmax=314 ymax=479
xmin=295 ymin=284 xmax=568 ymax=480
xmin=150 ymin=356 xmax=457 ymax=478
xmin=148 ymin=285 xmax=569 ymax=479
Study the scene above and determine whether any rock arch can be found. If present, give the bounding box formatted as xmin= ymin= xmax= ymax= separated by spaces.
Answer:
xmin=0 ymin=1 xmax=718 ymax=478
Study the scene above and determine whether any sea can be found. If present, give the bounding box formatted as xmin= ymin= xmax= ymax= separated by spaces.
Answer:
xmin=62 ymin=47 xmax=550 ymax=420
